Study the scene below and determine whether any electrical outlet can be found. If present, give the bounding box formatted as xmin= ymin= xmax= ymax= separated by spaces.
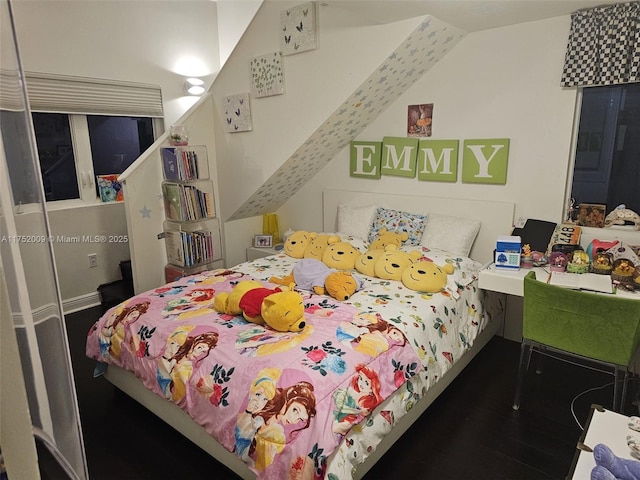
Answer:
xmin=88 ymin=253 xmax=98 ymax=268
xmin=515 ymin=217 xmax=527 ymax=228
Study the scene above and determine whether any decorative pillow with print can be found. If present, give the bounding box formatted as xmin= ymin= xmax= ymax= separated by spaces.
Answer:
xmin=368 ymin=207 xmax=427 ymax=246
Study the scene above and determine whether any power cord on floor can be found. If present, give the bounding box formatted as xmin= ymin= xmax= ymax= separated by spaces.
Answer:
xmin=570 ymin=381 xmax=615 ymax=430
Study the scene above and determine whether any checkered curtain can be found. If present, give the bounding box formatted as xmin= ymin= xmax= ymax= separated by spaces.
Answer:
xmin=561 ymin=1 xmax=640 ymax=87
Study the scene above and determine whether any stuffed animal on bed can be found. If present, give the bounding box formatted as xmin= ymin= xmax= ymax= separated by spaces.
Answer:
xmin=591 ymin=443 xmax=640 ymax=480
xmin=283 ymin=230 xmax=317 ymax=258
xmin=322 ymin=241 xmax=361 ymax=270
xmin=354 ymin=248 xmax=385 ymax=277
xmin=269 ymin=258 xmax=364 ymax=301
xmin=374 ymin=245 xmax=422 ymax=281
xmin=369 ymin=227 xmax=409 ymax=250
xmin=212 ymin=280 xmax=306 ymax=332
xmin=401 ymin=260 xmax=454 ymax=293
xmin=303 ymin=234 xmax=341 ymax=260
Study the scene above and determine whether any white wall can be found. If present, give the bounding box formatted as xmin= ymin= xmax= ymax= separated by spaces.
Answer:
xmin=217 ymin=0 xmax=262 ymax=67
xmin=278 ymin=16 xmax=577 ymax=241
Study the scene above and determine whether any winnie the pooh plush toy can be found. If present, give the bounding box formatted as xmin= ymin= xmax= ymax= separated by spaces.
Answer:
xmin=303 ymin=234 xmax=341 ymax=260
xmin=401 ymin=260 xmax=454 ymax=293
xmin=369 ymin=227 xmax=409 ymax=250
xmin=212 ymin=280 xmax=306 ymax=332
xmin=374 ymin=245 xmax=422 ymax=281
xmin=270 ymin=258 xmax=364 ymax=301
xmin=322 ymin=241 xmax=361 ymax=270
xmin=355 ymin=248 xmax=385 ymax=277
xmin=283 ymin=230 xmax=317 ymax=258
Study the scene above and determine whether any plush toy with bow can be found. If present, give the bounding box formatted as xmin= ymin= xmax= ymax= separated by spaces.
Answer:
xmin=212 ymin=280 xmax=306 ymax=332
xmin=270 ymin=258 xmax=364 ymax=301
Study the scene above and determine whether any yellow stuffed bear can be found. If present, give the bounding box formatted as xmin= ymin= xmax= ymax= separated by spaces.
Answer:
xmin=369 ymin=227 xmax=409 ymax=250
xmin=283 ymin=230 xmax=317 ymax=258
xmin=401 ymin=260 xmax=454 ymax=293
xmin=322 ymin=241 xmax=361 ymax=270
xmin=212 ymin=280 xmax=306 ymax=332
xmin=303 ymin=234 xmax=341 ymax=260
xmin=354 ymin=248 xmax=385 ymax=277
xmin=374 ymin=245 xmax=422 ymax=281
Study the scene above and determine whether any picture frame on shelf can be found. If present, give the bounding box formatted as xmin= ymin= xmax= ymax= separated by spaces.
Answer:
xmin=253 ymin=234 xmax=273 ymax=248
xmin=577 ymin=203 xmax=606 ymax=228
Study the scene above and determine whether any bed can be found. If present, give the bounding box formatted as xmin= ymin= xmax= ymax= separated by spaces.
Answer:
xmin=86 ymin=189 xmax=514 ymax=479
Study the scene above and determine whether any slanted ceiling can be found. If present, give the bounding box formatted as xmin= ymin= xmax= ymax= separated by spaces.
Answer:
xmin=228 ymin=15 xmax=466 ymax=221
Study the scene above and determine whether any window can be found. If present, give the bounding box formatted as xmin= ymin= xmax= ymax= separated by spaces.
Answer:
xmin=32 ymin=113 xmax=155 ymax=202
xmin=5 ymin=72 xmax=164 ymax=205
xmin=570 ymin=83 xmax=640 ymax=219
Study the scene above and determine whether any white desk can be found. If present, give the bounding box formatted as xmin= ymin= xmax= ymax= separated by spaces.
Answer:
xmin=478 ymin=264 xmax=547 ymax=297
xmin=479 ymin=263 xmax=638 ymax=299
xmin=569 ymin=405 xmax=639 ymax=479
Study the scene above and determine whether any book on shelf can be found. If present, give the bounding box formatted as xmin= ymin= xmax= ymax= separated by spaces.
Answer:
xmin=548 ymin=271 xmax=613 ymax=294
xmin=163 ymin=183 xmax=212 ymax=222
xmin=164 ymin=229 xmax=214 ymax=267
xmin=161 ymin=149 xmax=180 ymax=180
xmin=164 ymin=230 xmax=186 ymax=266
xmin=162 ymin=147 xmax=202 ymax=181
xmin=162 ymin=183 xmax=183 ymax=221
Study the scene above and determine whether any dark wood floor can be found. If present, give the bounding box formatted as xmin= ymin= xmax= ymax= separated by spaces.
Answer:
xmin=38 ymin=306 xmax=640 ymax=480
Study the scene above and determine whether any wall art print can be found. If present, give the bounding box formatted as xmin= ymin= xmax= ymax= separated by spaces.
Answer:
xmin=224 ymin=93 xmax=252 ymax=133
xmin=250 ymin=52 xmax=285 ymax=98
xmin=280 ymin=2 xmax=318 ymax=56
xmin=407 ymin=103 xmax=433 ymax=137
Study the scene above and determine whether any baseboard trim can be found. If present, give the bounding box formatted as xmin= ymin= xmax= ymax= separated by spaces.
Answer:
xmin=62 ymin=292 xmax=101 ymax=315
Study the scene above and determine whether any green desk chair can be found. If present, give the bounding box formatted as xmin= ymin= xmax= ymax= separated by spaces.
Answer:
xmin=513 ymin=271 xmax=640 ymax=412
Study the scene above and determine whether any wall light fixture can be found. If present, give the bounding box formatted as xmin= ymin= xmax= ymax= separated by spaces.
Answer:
xmin=184 ymin=77 xmax=205 ymax=96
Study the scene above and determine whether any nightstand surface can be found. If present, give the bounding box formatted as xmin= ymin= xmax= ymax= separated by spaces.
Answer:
xmin=246 ymin=246 xmax=279 ymax=261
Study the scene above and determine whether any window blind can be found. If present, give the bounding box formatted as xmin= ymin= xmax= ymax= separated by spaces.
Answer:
xmin=23 ymin=72 xmax=164 ymax=117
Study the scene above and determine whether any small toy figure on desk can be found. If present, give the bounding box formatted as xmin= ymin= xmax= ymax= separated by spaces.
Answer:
xmin=592 ymin=252 xmax=613 ymax=275
xmin=549 ymin=252 xmax=568 ymax=272
xmin=567 ymin=249 xmax=590 ymax=274
xmin=521 ymin=244 xmax=533 ymax=269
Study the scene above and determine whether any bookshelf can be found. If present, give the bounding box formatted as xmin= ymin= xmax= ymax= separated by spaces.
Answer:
xmin=160 ymin=145 xmax=223 ymax=282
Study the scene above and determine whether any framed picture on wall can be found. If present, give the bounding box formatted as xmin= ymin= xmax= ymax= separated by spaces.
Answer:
xmin=253 ymin=234 xmax=273 ymax=248
xmin=250 ymin=52 xmax=285 ymax=98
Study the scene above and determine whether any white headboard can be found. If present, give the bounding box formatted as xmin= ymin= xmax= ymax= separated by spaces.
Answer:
xmin=323 ymin=189 xmax=515 ymax=265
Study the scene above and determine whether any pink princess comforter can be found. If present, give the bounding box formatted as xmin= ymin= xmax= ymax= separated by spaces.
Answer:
xmin=86 ymin=269 xmax=424 ymax=479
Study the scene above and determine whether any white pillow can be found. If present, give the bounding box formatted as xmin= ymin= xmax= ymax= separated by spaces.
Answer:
xmin=337 ymin=203 xmax=377 ymax=241
xmin=420 ymin=214 xmax=481 ymax=257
